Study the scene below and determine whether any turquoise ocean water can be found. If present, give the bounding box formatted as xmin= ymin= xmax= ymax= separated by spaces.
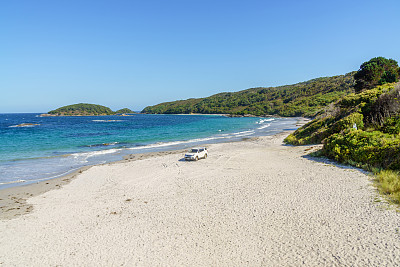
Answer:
xmin=0 ymin=113 xmax=299 ymax=189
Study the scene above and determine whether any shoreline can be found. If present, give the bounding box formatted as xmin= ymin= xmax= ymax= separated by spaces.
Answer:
xmin=0 ymin=117 xmax=310 ymax=220
xmin=0 ymin=149 xmax=187 ymax=220
xmin=1 ymin=115 xmax=301 ymax=191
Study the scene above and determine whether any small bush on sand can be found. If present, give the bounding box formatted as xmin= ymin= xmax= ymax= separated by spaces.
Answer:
xmin=376 ymin=170 xmax=400 ymax=204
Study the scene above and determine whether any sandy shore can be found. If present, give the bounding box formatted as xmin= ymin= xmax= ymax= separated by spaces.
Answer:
xmin=1 ymin=131 xmax=400 ymax=266
xmin=0 ymin=150 xmax=186 ymax=220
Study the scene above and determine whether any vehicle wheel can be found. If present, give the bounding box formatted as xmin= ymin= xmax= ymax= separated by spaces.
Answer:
xmin=204 ymin=154 xmax=207 ymax=159
xmin=195 ymin=156 xmax=199 ymax=161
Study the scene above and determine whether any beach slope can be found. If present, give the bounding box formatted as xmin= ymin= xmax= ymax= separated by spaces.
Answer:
xmin=1 ymin=133 xmax=399 ymax=266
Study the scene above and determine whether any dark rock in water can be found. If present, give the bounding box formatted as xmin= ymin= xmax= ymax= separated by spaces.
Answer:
xmin=227 ymin=114 xmax=243 ymax=117
xmin=84 ymin=142 xmax=119 ymax=147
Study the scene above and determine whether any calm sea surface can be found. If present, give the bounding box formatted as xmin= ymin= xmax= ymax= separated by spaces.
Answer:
xmin=0 ymin=113 xmax=299 ymax=189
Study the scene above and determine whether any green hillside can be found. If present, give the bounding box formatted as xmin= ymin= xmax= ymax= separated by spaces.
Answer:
xmin=284 ymin=57 xmax=400 ymax=204
xmin=48 ymin=103 xmax=115 ymax=116
xmin=115 ymin=108 xmax=134 ymax=114
xmin=142 ymin=72 xmax=355 ymax=117
xmin=285 ymin=82 xmax=399 ymax=148
xmin=285 ymin=83 xmax=400 ymax=203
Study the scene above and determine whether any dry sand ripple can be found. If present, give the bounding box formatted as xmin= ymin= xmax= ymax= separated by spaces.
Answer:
xmin=1 ymin=133 xmax=400 ymax=266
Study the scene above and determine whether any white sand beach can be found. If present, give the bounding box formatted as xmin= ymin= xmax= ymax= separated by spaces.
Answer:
xmin=1 ymin=132 xmax=400 ymax=266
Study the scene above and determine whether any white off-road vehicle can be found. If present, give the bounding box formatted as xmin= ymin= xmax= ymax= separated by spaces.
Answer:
xmin=184 ymin=147 xmax=208 ymax=161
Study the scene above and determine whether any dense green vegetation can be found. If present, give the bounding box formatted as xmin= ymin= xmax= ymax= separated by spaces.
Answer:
xmin=142 ymin=72 xmax=355 ymax=117
xmin=354 ymin=57 xmax=400 ymax=92
xmin=48 ymin=103 xmax=115 ymax=116
xmin=48 ymin=104 xmax=135 ymax=116
xmin=285 ymin=82 xmax=400 ymax=203
xmin=285 ymin=82 xmax=400 ymax=161
xmin=115 ymin=108 xmax=134 ymax=114
xmin=285 ymin=56 xmax=400 ymax=204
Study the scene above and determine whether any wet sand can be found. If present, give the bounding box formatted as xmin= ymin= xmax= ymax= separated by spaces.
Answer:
xmin=0 ymin=150 xmax=186 ymax=220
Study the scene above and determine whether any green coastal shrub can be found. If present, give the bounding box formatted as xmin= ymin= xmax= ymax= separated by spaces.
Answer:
xmin=364 ymin=85 xmax=400 ymax=127
xmin=284 ymin=112 xmax=364 ymax=145
xmin=331 ymin=112 xmax=364 ymax=132
xmin=287 ymin=83 xmax=398 ymax=145
xmin=338 ymin=87 xmax=382 ymax=108
xmin=324 ymin=130 xmax=400 ymax=170
xmin=376 ymin=170 xmax=400 ymax=204
xmin=284 ymin=116 xmax=334 ymax=145
xmin=381 ymin=116 xmax=400 ymax=134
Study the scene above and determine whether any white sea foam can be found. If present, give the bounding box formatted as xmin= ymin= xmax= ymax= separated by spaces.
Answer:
xmin=0 ymin=179 xmax=26 ymax=185
xmin=71 ymin=149 xmax=121 ymax=163
xmin=126 ymin=130 xmax=256 ymax=151
xmin=9 ymin=124 xmax=37 ymax=128
xmin=92 ymin=120 xmax=124 ymax=122
xmin=72 ymin=149 xmax=120 ymax=158
xmin=230 ymin=132 xmax=255 ymax=138
xmin=232 ymin=130 xmax=254 ymax=136
xmin=256 ymin=118 xmax=274 ymax=124
xmin=257 ymin=123 xmax=271 ymax=130
xmin=216 ymin=133 xmax=231 ymax=137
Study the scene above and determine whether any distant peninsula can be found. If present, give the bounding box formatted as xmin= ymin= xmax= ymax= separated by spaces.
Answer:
xmin=43 ymin=103 xmax=135 ymax=116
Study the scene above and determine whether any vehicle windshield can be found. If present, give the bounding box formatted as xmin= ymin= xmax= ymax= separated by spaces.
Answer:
xmin=190 ymin=149 xmax=199 ymax=153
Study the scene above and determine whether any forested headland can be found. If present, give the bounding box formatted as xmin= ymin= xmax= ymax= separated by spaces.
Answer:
xmin=142 ymin=73 xmax=355 ymax=117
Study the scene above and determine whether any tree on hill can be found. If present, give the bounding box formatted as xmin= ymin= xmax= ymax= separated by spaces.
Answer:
xmin=354 ymin=57 xmax=400 ymax=93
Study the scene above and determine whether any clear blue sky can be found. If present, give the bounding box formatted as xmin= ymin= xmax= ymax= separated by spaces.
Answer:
xmin=1 ymin=0 xmax=399 ymax=112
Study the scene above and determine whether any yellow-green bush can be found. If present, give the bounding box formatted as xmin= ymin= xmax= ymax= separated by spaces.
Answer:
xmin=284 ymin=112 xmax=364 ymax=145
xmin=286 ymin=83 xmax=398 ymax=146
xmin=330 ymin=112 xmax=364 ymax=132
xmin=381 ymin=116 xmax=400 ymax=134
xmin=324 ymin=130 xmax=400 ymax=170
xmin=284 ymin=134 xmax=298 ymax=145
xmin=376 ymin=170 xmax=400 ymax=204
